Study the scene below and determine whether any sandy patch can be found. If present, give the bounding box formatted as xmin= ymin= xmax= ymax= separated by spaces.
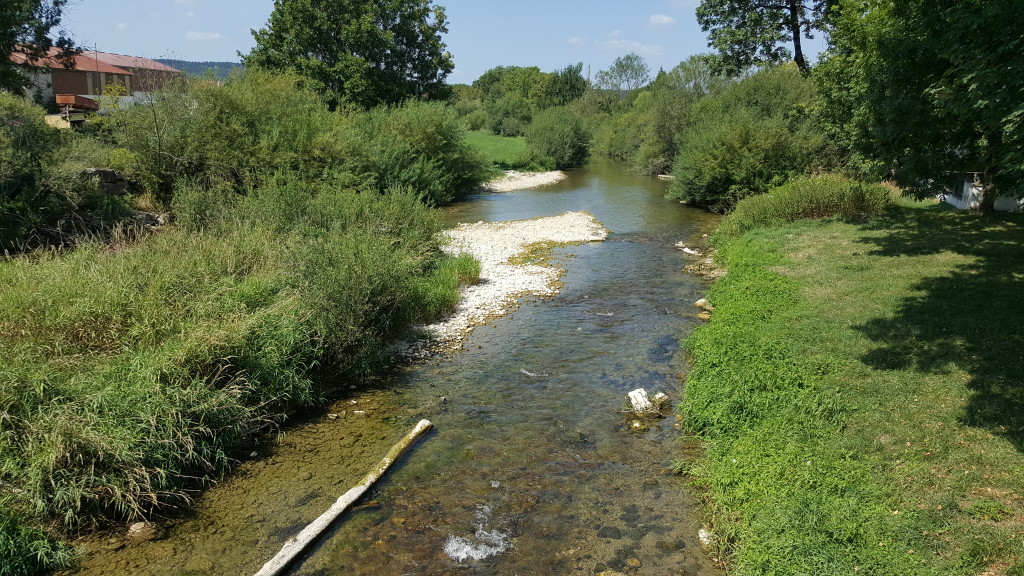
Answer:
xmin=395 ymin=211 xmax=608 ymax=359
xmin=481 ymin=170 xmax=567 ymax=193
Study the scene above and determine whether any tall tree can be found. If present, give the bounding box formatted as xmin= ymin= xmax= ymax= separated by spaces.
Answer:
xmin=243 ymin=0 xmax=454 ymax=109
xmin=696 ymin=0 xmax=830 ymax=74
xmin=0 ymin=0 xmax=76 ymax=94
xmin=594 ymin=53 xmax=651 ymax=94
xmin=818 ymin=0 xmax=1024 ymax=211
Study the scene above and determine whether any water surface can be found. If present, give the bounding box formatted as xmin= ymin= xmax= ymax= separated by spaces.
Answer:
xmin=69 ymin=160 xmax=721 ymax=576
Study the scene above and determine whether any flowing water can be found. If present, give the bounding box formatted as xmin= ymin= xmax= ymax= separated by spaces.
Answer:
xmin=68 ymin=160 xmax=722 ymax=576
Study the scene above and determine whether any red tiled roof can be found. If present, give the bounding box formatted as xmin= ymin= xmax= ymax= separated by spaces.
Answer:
xmin=81 ymin=51 xmax=181 ymax=74
xmin=10 ymin=47 xmax=132 ymax=75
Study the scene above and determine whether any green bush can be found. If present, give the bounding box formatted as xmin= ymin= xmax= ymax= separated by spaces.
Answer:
xmin=338 ymin=101 xmax=490 ymax=205
xmin=667 ymin=65 xmax=830 ymax=212
xmin=719 ymin=175 xmax=893 ymax=236
xmin=524 ymin=106 xmax=591 ymax=169
xmin=103 ymin=72 xmax=488 ymax=206
xmin=485 ymin=93 xmax=533 ymax=137
xmin=0 ymin=94 xmax=129 ymax=251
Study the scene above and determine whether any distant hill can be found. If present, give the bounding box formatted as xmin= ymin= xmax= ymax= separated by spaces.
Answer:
xmin=156 ymin=59 xmax=242 ymax=80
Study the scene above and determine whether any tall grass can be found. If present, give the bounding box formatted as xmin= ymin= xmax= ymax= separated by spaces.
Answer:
xmin=718 ymin=175 xmax=893 ymax=236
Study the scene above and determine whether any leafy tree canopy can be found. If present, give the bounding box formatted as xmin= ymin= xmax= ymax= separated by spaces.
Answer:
xmin=594 ymin=53 xmax=651 ymax=94
xmin=697 ymin=0 xmax=831 ymax=74
xmin=818 ymin=0 xmax=1024 ymax=209
xmin=242 ymin=0 xmax=453 ymax=109
xmin=0 ymin=0 xmax=76 ymax=94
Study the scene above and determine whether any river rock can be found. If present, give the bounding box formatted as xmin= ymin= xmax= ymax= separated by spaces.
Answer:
xmin=597 ymin=526 xmax=622 ymax=539
xmin=126 ymin=521 xmax=164 ymax=542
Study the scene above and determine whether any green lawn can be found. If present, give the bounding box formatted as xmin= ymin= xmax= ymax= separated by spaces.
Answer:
xmin=463 ymin=130 xmax=528 ymax=169
xmin=683 ymin=201 xmax=1024 ymax=575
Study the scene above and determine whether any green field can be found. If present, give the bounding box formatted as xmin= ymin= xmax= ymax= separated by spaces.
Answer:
xmin=683 ymin=200 xmax=1024 ymax=575
xmin=463 ymin=130 xmax=529 ymax=170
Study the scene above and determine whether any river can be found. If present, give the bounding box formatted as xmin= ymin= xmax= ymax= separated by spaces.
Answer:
xmin=67 ymin=160 xmax=722 ymax=576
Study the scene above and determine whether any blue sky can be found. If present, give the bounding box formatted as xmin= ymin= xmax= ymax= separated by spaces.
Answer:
xmin=59 ymin=0 xmax=821 ymax=83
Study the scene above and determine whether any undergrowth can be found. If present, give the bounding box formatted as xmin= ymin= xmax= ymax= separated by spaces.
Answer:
xmin=0 ymin=183 xmax=478 ymax=572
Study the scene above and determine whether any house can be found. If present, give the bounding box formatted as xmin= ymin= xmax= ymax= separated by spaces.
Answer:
xmin=939 ymin=173 xmax=1023 ymax=211
xmin=11 ymin=47 xmax=182 ymax=109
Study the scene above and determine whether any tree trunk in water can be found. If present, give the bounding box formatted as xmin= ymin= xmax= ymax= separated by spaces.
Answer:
xmin=252 ymin=419 xmax=433 ymax=576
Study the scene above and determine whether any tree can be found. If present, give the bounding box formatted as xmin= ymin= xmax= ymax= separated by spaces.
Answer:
xmin=818 ymin=0 xmax=1024 ymax=211
xmin=595 ymin=53 xmax=651 ymax=94
xmin=696 ymin=0 xmax=831 ymax=74
xmin=242 ymin=0 xmax=454 ymax=109
xmin=0 ymin=0 xmax=76 ymax=94
xmin=538 ymin=63 xmax=587 ymax=109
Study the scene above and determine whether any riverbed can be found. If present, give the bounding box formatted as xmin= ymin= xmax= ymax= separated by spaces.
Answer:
xmin=66 ymin=160 xmax=721 ymax=576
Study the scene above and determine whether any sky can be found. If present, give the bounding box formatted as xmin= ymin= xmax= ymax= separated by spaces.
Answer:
xmin=59 ymin=0 xmax=824 ymax=83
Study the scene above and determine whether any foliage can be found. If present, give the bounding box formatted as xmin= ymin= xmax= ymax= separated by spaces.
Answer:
xmin=102 ymin=71 xmax=488 ymax=205
xmin=718 ymin=175 xmax=892 ymax=235
xmin=485 ymin=93 xmax=532 ymax=137
xmin=525 ymin=106 xmax=591 ymax=170
xmin=0 ymin=178 xmax=478 ymax=565
xmin=536 ymin=63 xmax=587 ymax=110
xmin=667 ymin=65 xmax=829 ymax=212
xmin=337 ymin=100 xmax=491 ymax=204
xmin=0 ymin=93 xmax=129 ymax=251
xmin=0 ymin=503 xmax=75 ymax=576
xmin=0 ymin=0 xmax=76 ymax=94
xmin=242 ymin=0 xmax=453 ymax=108
xmin=594 ymin=53 xmax=651 ymax=94
xmin=593 ymin=55 xmax=731 ymax=175
xmin=697 ymin=0 xmax=830 ymax=74
xmin=817 ymin=0 xmax=1024 ymax=211
xmin=154 ymin=59 xmax=242 ymax=81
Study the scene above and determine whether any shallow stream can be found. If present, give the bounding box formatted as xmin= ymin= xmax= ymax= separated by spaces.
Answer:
xmin=69 ymin=160 xmax=722 ymax=575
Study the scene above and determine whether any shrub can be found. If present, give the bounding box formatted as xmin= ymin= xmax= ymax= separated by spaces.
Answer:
xmin=667 ymin=65 xmax=830 ymax=212
xmin=485 ymin=93 xmax=533 ymax=137
xmin=525 ymin=106 xmax=591 ymax=169
xmin=0 ymin=94 xmax=131 ymax=251
xmin=338 ymin=101 xmax=490 ymax=204
xmin=719 ymin=175 xmax=893 ymax=236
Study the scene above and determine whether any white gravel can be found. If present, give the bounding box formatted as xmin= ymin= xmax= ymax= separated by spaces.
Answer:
xmin=481 ymin=170 xmax=567 ymax=192
xmin=395 ymin=211 xmax=608 ymax=359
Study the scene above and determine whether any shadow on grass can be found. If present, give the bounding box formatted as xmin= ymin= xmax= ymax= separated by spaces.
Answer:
xmin=853 ymin=204 xmax=1024 ymax=449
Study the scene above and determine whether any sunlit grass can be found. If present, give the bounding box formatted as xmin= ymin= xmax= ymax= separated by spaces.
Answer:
xmin=683 ymin=201 xmax=1024 ymax=574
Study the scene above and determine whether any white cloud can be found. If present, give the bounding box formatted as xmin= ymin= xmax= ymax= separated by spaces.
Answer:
xmin=600 ymin=38 xmax=665 ymax=56
xmin=649 ymin=14 xmax=676 ymax=27
xmin=116 ymin=22 xmax=127 ymax=30
xmin=599 ymin=30 xmax=664 ymax=56
xmin=669 ymin=0 xmax=699 ymax=6
xmin=186 ymin=11 xmax=195 ymax=17
xmin=185 ymin=31 xmax=223 ymax=41
xmin=568 ymin=37 xmax=586 ymax=46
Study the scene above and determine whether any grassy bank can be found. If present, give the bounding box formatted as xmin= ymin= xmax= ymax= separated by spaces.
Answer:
xmin=683 ymin=199 xmax=1024 ymax=574
xmin=0 ymin=71 xmax=488 ymax=575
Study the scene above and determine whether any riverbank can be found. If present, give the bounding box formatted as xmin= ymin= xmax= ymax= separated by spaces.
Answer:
xmin=396 ymin=211 xmax=608 ymax=358
xmin=682 ymin=201 xmax=1024 ymax=574
xmin=480 ymin=170 xmax=567 ymax=192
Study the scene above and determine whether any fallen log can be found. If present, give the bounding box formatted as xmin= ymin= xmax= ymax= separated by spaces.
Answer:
xmin=253 ymin=419 xmax=433 ymax=576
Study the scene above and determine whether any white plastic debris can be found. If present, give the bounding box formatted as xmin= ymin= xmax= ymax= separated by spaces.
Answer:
xmin=628 ymin=388 xmax=655 ymax=413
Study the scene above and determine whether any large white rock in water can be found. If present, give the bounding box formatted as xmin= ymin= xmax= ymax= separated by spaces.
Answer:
xmin=628 ymin=388 xmax=655 ymax=413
